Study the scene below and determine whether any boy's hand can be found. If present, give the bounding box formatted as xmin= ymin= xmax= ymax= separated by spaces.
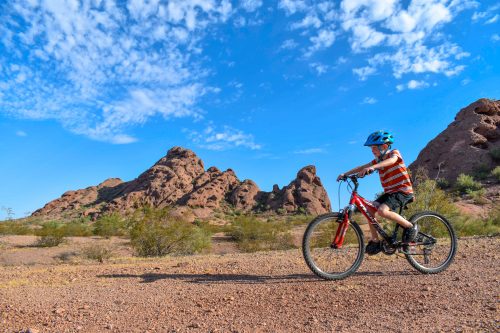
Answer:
xmin=359 ymin=167 xmax=375 ymax=177
xmin=336 ymin=173 xmax=346 ymax=181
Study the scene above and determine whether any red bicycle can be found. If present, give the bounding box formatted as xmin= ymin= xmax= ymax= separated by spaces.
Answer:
xmin=302 ymin=174 xmax=457 ymax=280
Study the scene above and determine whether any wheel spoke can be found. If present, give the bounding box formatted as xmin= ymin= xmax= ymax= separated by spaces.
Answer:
xmin=303 ymin=214 xmax=364 ymax=280
xmin=405 ymin=212 xmax=457 ymax=274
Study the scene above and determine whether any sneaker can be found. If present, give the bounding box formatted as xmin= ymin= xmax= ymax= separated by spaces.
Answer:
xmin=365 ymin=240 xmax=382 ymax=255
xmin=403 ymin=223 xmax=419 ymax=243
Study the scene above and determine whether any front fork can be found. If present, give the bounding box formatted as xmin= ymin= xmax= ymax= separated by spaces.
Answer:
xmin=331 ymin=211 xmax=350 ymax=249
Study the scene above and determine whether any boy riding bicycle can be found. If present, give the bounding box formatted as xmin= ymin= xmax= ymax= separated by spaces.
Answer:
xmin=337 ymin=130 xmax=418 ymax=255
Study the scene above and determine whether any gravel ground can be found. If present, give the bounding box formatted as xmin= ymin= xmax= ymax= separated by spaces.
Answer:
xmin=0 ymin=236 xmax=498 ymax=332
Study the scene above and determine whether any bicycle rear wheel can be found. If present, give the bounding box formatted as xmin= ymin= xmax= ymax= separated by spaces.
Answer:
xmin=302 ymin=213 xmax=364 ymax=280
xmin=405 ymin=211 xmax=457 ymax=274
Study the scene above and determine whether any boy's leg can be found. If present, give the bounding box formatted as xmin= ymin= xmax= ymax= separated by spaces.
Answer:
xmin=364 ymin=201 xmax=381 ymax=241
xmin=365 ymin=202 xmax=382 ymax=255
xmin=377 ymin=203 xmax=419 ymax=243
xmin=376 ymin=204 xmax=413 ymax=228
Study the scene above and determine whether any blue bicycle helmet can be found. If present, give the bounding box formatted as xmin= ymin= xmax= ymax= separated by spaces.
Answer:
xmin=364 ymin=130 xmax=395 ymax=146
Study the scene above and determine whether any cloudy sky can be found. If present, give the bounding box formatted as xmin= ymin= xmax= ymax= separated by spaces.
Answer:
xmin=1 ymin=0 xmax=499 ymax=219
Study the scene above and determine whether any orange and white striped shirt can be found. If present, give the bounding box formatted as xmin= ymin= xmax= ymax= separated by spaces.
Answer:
xmin=372 ymin=150 xmax=413 ymax=195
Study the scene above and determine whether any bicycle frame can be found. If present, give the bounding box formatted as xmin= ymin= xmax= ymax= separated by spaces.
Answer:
xmin=332 ymin=176 xmax=398 ymax=249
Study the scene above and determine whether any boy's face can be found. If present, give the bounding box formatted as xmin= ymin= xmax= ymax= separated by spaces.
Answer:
xmin=370 ymin=144 xmax=388 ymax=157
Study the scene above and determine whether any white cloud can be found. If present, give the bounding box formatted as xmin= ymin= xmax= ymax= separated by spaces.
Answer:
xmin=472 ymin=3 xmax=499 ymax=23
xmin=0 ymin=0 xmax=234 ymax=145
xmin=310 ymin=62 xmax=329 ymax=75
xmin=445 ymin=65 xmax=465 ymax=77
xmin=350 ymin=24 xmax=386 ymax=51
xmin=16 ymin=130 xmax=27 ymax=137
xmin=278 ymin=0 xmax=474 ymax=81
xmin=294 ymin=148 xmax=326 ymax=154
xmin=291 ymin=14 xmax=322 ymax=30
xmin=492 ymin=34 xmax=500 ymax=42
xmin=396 ymin=79 xmax=429 ymax=91
xmin=306 ymin=29 xmax=335 ymax=56
xmin=353 ymin=66 xmax=376 ymax=80
xmin=280 ymin=39 xmax=299 ymax=50
xmin=278 ymin=0 xmax=307 ymax=15
xmin=367 ymin=42 xmax=469 ymax=78
xmin=361 ymin=97 xmax=377 ymax=104
xmin=241 ymin=0 xmax=263 ymax=12
xmin=486 ymin=14 xmax=499 ymax=24
xmin=186 ymin=125 xmax=261 ymax=151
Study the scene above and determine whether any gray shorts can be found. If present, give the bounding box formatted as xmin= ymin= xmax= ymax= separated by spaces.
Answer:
xmin=374 ymin=192 xmax=414 ymax=212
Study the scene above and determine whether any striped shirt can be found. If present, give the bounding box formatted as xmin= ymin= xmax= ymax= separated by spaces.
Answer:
xmin=371 ymin=150 xmax=413 ymax=195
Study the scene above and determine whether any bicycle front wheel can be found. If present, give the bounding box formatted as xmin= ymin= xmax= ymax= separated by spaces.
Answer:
xmin=405 ymin=211 xmax=457 ymax=274
xmin=302 ymin=213 xmax=364 ymax=280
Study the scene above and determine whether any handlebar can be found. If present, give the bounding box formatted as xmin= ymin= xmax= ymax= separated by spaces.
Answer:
xmin=338 ymin=169 xmax=374 ymax=182
xmin=338 ymin=169 xmax=375 ymax=193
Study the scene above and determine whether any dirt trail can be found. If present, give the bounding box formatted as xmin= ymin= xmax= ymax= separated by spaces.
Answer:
xmin=0 ymin=237 xmax=498 ymax=332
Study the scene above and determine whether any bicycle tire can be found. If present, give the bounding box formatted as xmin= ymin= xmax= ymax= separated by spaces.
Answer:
xmin=302 ymin=213 xmax=365 ymax=280
xmin=405 ymin=211 xmax=457 ymax=274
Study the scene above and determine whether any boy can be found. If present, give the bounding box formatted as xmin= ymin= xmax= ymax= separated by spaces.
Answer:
xmin=337 ymin=130 xmax=417 ymax=255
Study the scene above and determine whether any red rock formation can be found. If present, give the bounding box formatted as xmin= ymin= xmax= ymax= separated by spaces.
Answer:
xmin=33 ymin=147 xmax=332 ymax=219
xmin=409 ymin=98 xmax=500 ymax=183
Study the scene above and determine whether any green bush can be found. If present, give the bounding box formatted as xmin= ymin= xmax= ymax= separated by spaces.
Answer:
xmin=467 ymin=188 xmax=488 ymax=205
xmin=436 ymin=178 xmax=450 ymax=189
xmin=82 ymin=242 xmax=114 ymax=263
xmin=453 ymin=208 xmax=500 ymax=237
xmin=489 ymin=147 xmax=500 ymax=162
xmin=406 ymin=179 xmax=459 ymax=218
xmin=61 ymin=221 xmax=93 ymax=237
xmin=0 ymin=221 xmax=31 ymax=235
xmin=228 ymin=216 xmax=295 ymax=252
xmin=93 ymin=213 xmax=127 ymax=238
xmin=472 ymin=163 xmax=491 ymax=180
xmin=285 ymin=214 xmax=312 ymax=226
xmin=455 ymin=174 xmax=483 ymax=194
xmin=491 ymin=166 xmax=500 ymax=182
xmin=129 ymin=207 xmax=211 ymax=257
xmin=34 ymin=222 xmax=65 ymax=247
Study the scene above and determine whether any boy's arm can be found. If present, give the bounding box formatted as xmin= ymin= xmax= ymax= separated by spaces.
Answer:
xmin=371 ymin=156 xmax=398 ymax=170
xmin=337 ymin=162 xmax=373 ymax=180
xmin=358 ymin=155 xmax=398 ymax=177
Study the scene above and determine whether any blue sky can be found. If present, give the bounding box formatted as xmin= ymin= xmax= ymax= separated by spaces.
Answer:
xmin=0 ymin=0 xmax=499 ymax=219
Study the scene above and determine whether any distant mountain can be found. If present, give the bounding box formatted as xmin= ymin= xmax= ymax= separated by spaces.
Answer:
xmin=33 ymin=147 xmax=331 ymax=219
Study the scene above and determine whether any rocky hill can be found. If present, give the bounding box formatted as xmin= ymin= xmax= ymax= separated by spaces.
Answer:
xmin=409 ymin=98 xmax=499 ymax=182
xmin=409 ymin=98 xmax=499 ymax=214
xmin=33 ymin=147 xmax=331 ymax=219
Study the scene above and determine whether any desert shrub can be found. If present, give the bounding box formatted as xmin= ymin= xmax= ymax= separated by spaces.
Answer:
xmin=34 ymin=222 xmax=65 ymax=247
xmin=129 ymin=207 xmax=211 ymax=257
xmin=455 ymin=174 xmax=483 ymax=194
xmin=228 ymin=216 xmax=295 ymax=252
xmin=82 ymin=243 xmax=114 ymax=263
xmin=61 ymin=221 xmax=93 ymax=237
xmin=472 ymin=163 xmax=491 ymax=180
xmin=0 ymin=221 xmax=31 ymax=235
xmin=276 ymin=208 xmax=287 ymax=215
xmin=193 ymin=220 xmax=229 ymax=234
xmin=489 ymin=147 xmax=500 ymax=162
xmin=436 ymin=178 xmax=450 ymax=189
xmin=467 ymin=188 xmax=488 ymax=205
xmin=410 ymin=170 xmax=499 ymax=237
xmin=491 ymin=166 xmax=500 ymax=182
xmin=93 ymin=213 xmax=127 ymax=238
xmin=285 ymin=214 xmax=312 ymax=226
xmin=405 ymin=179 xmax=459 ymax=218
xmin=453 ymin=208 xmax=500 ymax=237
